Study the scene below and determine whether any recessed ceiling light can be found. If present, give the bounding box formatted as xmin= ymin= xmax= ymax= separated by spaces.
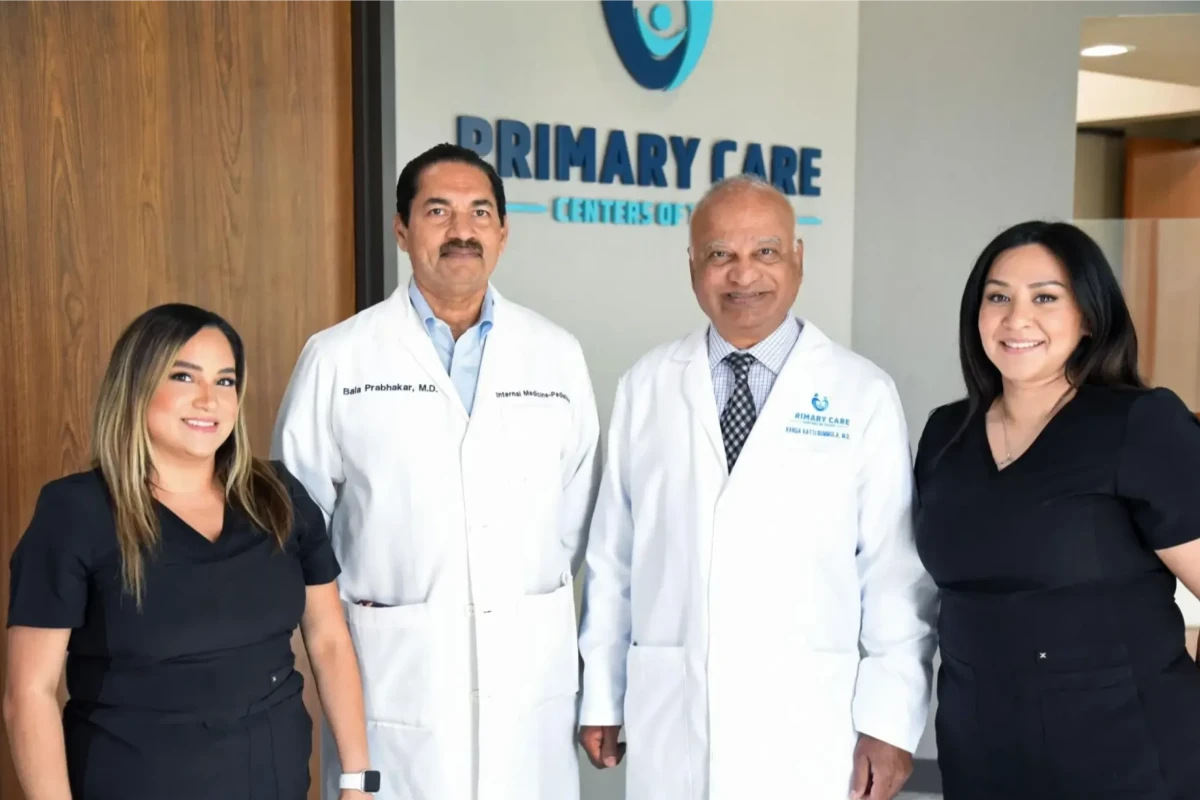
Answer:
xmin=1082 ymin=44 xmax=1134 ymax=57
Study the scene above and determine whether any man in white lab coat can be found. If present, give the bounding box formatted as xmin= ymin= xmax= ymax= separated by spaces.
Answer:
xmin=577 ymin=175 xmax=938 ymax=800
xmin=272 ymin=143 xmax=602 ymax=800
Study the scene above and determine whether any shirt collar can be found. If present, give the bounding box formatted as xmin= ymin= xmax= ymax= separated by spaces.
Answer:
xmin=407 ymin=277 xmax=494 ymax=337
xmin=707 ymin=316 xmax=802 ymax=376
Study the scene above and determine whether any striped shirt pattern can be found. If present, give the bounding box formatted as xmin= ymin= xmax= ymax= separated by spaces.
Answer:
xmin=708 ymin=317 xmax=803 ymax=415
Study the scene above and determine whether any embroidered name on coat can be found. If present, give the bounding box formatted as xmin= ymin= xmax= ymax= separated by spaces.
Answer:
xmin=342 ymin=383 xmax=438 ymax=395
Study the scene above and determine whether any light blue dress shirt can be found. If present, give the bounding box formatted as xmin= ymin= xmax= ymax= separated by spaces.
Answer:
xmin=408 ymin=278 xmax=494 ymax=415
xmin=708 ymin=317 xmax=802 ymax=415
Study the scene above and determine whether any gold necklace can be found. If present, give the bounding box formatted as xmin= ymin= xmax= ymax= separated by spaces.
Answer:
xmin=996 ymin=386 xmax=1074 ymax=468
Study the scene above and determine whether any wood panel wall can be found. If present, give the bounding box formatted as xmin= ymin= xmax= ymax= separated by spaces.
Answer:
xmin=0 ymin=3 xmax=356 ymax=798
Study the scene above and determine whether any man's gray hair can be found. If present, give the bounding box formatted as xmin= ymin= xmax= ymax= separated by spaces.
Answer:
xmin=690 ymin=173 xmax=792 ymax=232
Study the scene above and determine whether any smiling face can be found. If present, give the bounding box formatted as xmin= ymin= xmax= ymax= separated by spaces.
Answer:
xmin=145 ymin=326 xmax=240 ymax=467
xmin=689 ymin=184 xmax=803 ymax=349
xmin=394 ymin=160 xmax=508 ymax=300
xmin=977 ymin=243 xmax=1087 ymax=388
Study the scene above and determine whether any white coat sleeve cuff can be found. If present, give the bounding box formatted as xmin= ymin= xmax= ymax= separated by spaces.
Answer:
xmin=851 ymin=659 xmax=930 ymax=754
xmin=578 ymin=670 xmax=625 ymax=727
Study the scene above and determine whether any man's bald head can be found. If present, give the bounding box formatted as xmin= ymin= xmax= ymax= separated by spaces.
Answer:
xmin=689 ymin=174 xmax=796 ymax=246
xmin=687 ymin=174 xmax=804 ymax=350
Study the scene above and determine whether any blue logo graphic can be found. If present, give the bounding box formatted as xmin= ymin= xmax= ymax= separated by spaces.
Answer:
xmin=602 ymin=1 xmax=713 ymax=91
xmin=811 ymin=393 xmax=830 ymax=412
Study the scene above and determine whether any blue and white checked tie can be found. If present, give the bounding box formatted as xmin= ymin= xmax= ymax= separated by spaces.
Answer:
xmin=720 ymin=352 xmax=757 ymax=470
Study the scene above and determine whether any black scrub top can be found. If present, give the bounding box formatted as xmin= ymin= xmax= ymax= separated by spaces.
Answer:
xmin=7 ymin=461 xmax=340 ymax=800
xmin=914 ymin=385 xmax=1200 ymax=800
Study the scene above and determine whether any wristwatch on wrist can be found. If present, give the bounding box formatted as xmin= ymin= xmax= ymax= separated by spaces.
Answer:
xmin=339 ymin=770 xmax=381 ymax=793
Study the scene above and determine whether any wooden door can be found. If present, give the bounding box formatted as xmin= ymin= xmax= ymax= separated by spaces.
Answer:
xmin=0 ymin=3 xmax=356 ymax=798
xmin=1122 ymin=138 xmax=1200 ymax=409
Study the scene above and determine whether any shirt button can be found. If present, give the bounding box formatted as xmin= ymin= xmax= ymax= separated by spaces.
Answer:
xmin=271 ymin=675 xmax=278 ymax=683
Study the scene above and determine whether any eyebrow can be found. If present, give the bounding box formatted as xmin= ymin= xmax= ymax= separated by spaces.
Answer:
xmin=424 ymin=197 xmax=495 ymax=209
xmin=985 ymin=278 xmax=1066 ymax=289
xmin=702 ymin=236 xmax=782 ymax=251
xmin=174 ymin=360 xmax=236 ymax=375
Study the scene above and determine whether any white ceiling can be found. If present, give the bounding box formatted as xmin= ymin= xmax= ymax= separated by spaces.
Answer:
xmin=1081 ymin=14 xmax=1200 ymax=88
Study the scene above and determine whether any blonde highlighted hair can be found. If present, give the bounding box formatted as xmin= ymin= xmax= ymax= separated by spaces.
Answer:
xmin=91 ymin=303 xmax=293 ymax=606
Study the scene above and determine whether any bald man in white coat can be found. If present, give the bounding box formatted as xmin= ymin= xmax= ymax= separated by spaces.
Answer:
xmin=576 ymin=176 xmax=939 ymax=800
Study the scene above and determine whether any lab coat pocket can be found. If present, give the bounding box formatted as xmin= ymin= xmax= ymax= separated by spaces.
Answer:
xmin=365 ymin=720 xmax=440 ymax=800
xmin=343 ymin=600 xmax=433 ymax=729
xmin=623 ymin=644 xmax=691 ymax=800
xmin=765 ymin=650 xmax=859 ymax=793
xmin=518 ymin=579 xmax=580 ymax=706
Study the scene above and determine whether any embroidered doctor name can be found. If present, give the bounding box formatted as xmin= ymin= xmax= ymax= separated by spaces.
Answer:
xmin=494 ymin=389 xmax=571 ymax=403
xmin=786 ymin=393 xmax=851 ymax=440
xmin=342 ymin=382 xmax=438 ymax=395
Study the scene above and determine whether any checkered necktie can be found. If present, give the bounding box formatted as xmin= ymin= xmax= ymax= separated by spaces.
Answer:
xmin=720 ymin=352 xmax=757 ymax=470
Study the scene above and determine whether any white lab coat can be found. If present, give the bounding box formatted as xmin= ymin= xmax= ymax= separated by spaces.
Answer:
xmin=577 ymin=320 xmax=938 ymax=800
xmin=271 ymin=285 xmax=601 ymax=800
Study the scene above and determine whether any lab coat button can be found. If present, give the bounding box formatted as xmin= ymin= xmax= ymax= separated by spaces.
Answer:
xmin=464 ymin=604 xmax=475 ymax=617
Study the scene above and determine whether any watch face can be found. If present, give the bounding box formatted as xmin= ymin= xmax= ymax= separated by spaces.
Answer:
xmin=363 ymin=771 xmax=381 ymax=793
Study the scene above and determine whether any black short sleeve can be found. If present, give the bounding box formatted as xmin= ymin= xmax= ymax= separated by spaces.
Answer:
xmin=1117 ymin=388 xmax=1200 ymax=550
xmin=273 ymin=460 xmax=340 ymax=586
xmin=8 ymin=480 xmax=96 ymax=629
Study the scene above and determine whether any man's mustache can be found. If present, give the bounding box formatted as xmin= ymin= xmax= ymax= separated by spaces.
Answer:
xmin=440 ymin=238 xmax=483 ymax=256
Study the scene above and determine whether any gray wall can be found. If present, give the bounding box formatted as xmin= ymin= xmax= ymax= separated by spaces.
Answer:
xmin=852 ymin=0 xmax=1200 ymax=764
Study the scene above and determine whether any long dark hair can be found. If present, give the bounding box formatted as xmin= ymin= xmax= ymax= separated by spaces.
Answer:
xmin=956 ymin=220 xmax=1144 ymax=427
xmin=92 ymin=303 xmax=294 ymax=605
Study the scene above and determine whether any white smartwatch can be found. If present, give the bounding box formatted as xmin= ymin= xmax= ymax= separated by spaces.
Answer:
xmin=339 ymin=770 xmax=381 ymax=793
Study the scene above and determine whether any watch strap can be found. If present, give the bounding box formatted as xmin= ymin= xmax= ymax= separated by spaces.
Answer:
xmin=339 ymin=771 xmax=380 ymax=793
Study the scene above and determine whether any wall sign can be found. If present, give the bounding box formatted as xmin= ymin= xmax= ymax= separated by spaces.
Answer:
xmin=601 ymin=0 xmax=712 ymax=92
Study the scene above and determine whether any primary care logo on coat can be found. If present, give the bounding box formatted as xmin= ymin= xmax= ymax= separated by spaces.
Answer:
xmin=451 ymin=1 xmax=825 ymax=230
xmin=601 ymin=0 xmax=713 ymax=92
xmin=787 ymin=395 xmax=851 ymax=440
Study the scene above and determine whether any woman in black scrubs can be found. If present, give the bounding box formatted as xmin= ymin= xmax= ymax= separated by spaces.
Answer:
xmin=5 ymin=305 xmax=375 ymax=799
xmin=914 ymin=221 xmax=1200 ymax=800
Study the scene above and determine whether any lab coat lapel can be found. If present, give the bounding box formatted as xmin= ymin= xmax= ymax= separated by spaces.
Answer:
xmin=469 ymin=287 xmax=508 ymax=421
xmin=719 ymin=320 xmax=831 ymax=483
xmin=679 ymin=328 xmax=726 ymax=472
xmin=386 ymin=288 xmax=468 ymax=419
